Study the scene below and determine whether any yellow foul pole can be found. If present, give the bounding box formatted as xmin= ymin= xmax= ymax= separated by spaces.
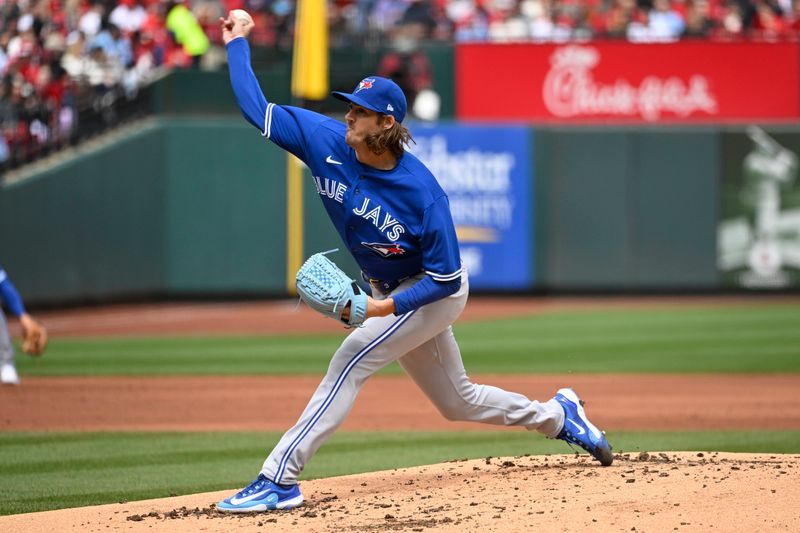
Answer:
xmin=287 ymin=0 xmax=328 ymax=293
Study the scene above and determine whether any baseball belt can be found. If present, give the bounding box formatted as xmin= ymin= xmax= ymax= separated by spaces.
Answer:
xmin=361 ymin=272 xmax=416 ymax=295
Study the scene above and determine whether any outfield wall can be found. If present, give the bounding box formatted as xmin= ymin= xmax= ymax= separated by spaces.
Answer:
xmin=2 ymin=118 xmax=798 ymax=305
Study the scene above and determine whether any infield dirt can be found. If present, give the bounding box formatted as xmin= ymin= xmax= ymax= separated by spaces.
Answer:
xmin=1 ymin=452 xmax=798 ymax=532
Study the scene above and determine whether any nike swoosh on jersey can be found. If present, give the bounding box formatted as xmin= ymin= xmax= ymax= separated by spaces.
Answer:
xmin=567 ymin=419 xmax=587 ymax=435
xmin=326 ymin=155 xmax=343 ymax=165
xmin=229 ymin=489 xmax=271 ymax=505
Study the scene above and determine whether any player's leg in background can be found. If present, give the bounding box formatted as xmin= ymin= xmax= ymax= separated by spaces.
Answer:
xmin=0 ymin=313 xmax=19 ymax=385
xmin=397 ymin=325 xmax=564 ymax=437
xmin=260 ymin=274 xmax=470 ymax=485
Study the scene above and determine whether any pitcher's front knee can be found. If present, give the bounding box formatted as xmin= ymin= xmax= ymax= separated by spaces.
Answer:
xmin=435 ymin=393 xmax=479 ymax=422
xmin=435 ymin=404 xmax=462 ymax=422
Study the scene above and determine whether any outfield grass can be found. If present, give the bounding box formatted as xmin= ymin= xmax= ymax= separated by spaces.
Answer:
xmin=1 ymin=430 xmax=799 ymax=516
xmin=15 ymin=304 xmax=800 ymax=376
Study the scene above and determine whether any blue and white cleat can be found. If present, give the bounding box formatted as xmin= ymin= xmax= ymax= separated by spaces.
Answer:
xmin=554 ymin=388 xmax=614 ymax=466
xmin=216 ymin=474 xmax=304 ymax=512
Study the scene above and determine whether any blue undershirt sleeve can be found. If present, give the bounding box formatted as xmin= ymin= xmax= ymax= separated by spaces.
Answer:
xmin=391 ymin=275 xmax=461 ymax=315
xmin=226 ymin=37 xmax=269 ymax=133
xmin=0 ymin=270 xmax=26 ymax=317
xmin=226 ymin=37 xmax=328 ymax=163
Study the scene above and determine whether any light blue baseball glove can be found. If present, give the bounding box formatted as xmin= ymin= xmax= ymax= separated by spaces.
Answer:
xmin=296 ymin=252 xmax=368 ymax=327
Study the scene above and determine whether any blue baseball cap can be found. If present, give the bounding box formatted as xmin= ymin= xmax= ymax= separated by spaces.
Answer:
xmin=332 ymin=76 xmax=407 ymax=123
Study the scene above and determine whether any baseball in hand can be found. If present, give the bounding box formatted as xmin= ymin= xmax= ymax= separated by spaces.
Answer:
xmin=231 ymin=9 xmax=253 ymax=24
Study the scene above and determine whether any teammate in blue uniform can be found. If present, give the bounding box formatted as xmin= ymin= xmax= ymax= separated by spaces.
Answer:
xmin=216 ymin=13 xmax=613 ymax=512
xmin=0 ymin=265 xmax=46 ymax=385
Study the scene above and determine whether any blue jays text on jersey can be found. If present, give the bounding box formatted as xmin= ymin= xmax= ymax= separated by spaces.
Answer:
xmin=227 ymin=38 xmax=462 ymax=315
xmin=314 ymin=176 xmax=406 ymax=242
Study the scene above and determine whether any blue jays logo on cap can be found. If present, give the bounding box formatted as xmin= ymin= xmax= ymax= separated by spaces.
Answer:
xmin=355 ymin=79 xmax=375 ymax=93
xmin=332 ymin=76 xmax=407 ymax=123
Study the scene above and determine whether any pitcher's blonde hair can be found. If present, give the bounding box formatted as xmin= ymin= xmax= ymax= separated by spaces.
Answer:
xmin=365 ymin=116 xmax=415 ymax=158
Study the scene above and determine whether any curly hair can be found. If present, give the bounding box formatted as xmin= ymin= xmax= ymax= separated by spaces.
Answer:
xmin=365 ymin=117 xmax=415 ymax=158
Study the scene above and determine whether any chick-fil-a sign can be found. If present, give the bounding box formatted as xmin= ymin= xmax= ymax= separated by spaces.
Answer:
xmin=457 ymin=42 xmax=799 ymax=123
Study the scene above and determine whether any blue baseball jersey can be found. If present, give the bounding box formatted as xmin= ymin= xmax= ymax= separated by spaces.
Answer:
xmin=227 ymin=38 xmax=462 ymax=314
xmin=265 ymin=104 xmax=461 ymax=284
xmin=0 ymin=266 xmax=26 ymax=317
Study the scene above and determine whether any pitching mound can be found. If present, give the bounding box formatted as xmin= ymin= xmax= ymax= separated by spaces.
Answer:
xmin=2 ymin=452 xmax=798 ymax=532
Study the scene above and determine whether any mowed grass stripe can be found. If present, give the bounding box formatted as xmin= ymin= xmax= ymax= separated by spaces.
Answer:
xmin=458 ymin=306 xmax=800 ymax=372
xmin=1 ymin=430 xmax=799 ymax=515
xmin=14 ymin=303 xmax=800 ymax=375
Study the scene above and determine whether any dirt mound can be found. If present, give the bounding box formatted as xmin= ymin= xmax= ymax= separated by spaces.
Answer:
xmin=2 ymin=452 xmax=798 ymax=532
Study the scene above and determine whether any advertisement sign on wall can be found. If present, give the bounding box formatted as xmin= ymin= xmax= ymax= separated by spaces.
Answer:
xmin=409 ymin=124 xmax=533 ymax=289
xmin=718 ymin=127 xmax=800 ymax=288
xmin=457 ymin=42 xmax=800 ymax=123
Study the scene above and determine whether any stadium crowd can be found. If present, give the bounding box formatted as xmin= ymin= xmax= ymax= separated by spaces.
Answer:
xmin=1 ymin=0 xmax=799 ymax=170
xmin=0 ymin=0 xmax=220 ymax=169
xmin=351 ymin=0 xmax=800 ymax=44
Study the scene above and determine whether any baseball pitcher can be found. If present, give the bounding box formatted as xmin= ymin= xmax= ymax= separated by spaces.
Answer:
xmin=216 ymin=12 xmax=613 ymax=513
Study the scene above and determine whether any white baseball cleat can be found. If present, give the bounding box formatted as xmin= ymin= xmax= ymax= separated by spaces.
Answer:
xmin=1 ymin=363 xmax=20 ymax=385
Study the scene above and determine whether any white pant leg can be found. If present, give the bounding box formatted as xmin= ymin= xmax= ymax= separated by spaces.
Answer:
xmin=398 ymin=327 xmax=564 ymax=437
xmin=261 ymin=272 xmax=469 ymax=485
xmin=0 ymin=312 xmax=14 ymax=365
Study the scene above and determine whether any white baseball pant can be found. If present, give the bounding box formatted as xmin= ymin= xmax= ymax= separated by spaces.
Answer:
xmin=0 ymin=312 xmax=14 ymax=366
xmin=261 ymin=270 xmax=565 ymax=485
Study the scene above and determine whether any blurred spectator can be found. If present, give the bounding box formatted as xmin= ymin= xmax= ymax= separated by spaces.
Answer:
xmin=0 ymin=136 xmax=9 ymax=169
xmin=60 ymin=30 xmax=87 ymax=79
xmin=683 ymin=0 xmax=715 ymax=37
xmin=752 ymin=0 xmax=788 ymax=38
xmin=399 ymin=0 xmax=439 ymax=39
xmin=92 ymin=24 xmax=133 ymax=68
xmin=649 ymin=0 xmax=686 ymax=39
xmin=603 ymin=0 xmax=636 ymax=38
xmin=719 ymin=0 xmax=746 ymax=37
xmin=528 ymin=0 xmax=557 ymax=41
xmin=789 ymin=0 xmax=800 ymax=29
xmin=79 ymin=3 xmax=105 ymax=38
xmin=355 ymin=0 xmax=379 ymax=36
xmin=109 ymin=0 xmax=147 ymax=35
xmin=164 ymin=1 xmax=210 ymax=68
xmin=627 ymin=8 xmax=653 ymax=40
xmin=372 ymin=0 xmax=413 ymax=34
xmin=490 ymin=0 xmax=534 ymax=41
xmin=448 ymin=0 xmax=491 ymax=41
xmin=378 ymin=27 xmax=433 ymax=113
xmin=0 ymin=79 xmax=17 ymax=169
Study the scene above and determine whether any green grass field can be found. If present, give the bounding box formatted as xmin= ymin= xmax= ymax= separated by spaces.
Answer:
xmin=3 ymin=302 xmax=799 ymax=516
xmin=15 ymin=304 xmax=800 ymax=376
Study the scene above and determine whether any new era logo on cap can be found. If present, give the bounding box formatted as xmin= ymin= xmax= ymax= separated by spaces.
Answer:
xmin=332 ymin=76 xmax=407 ymax=122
